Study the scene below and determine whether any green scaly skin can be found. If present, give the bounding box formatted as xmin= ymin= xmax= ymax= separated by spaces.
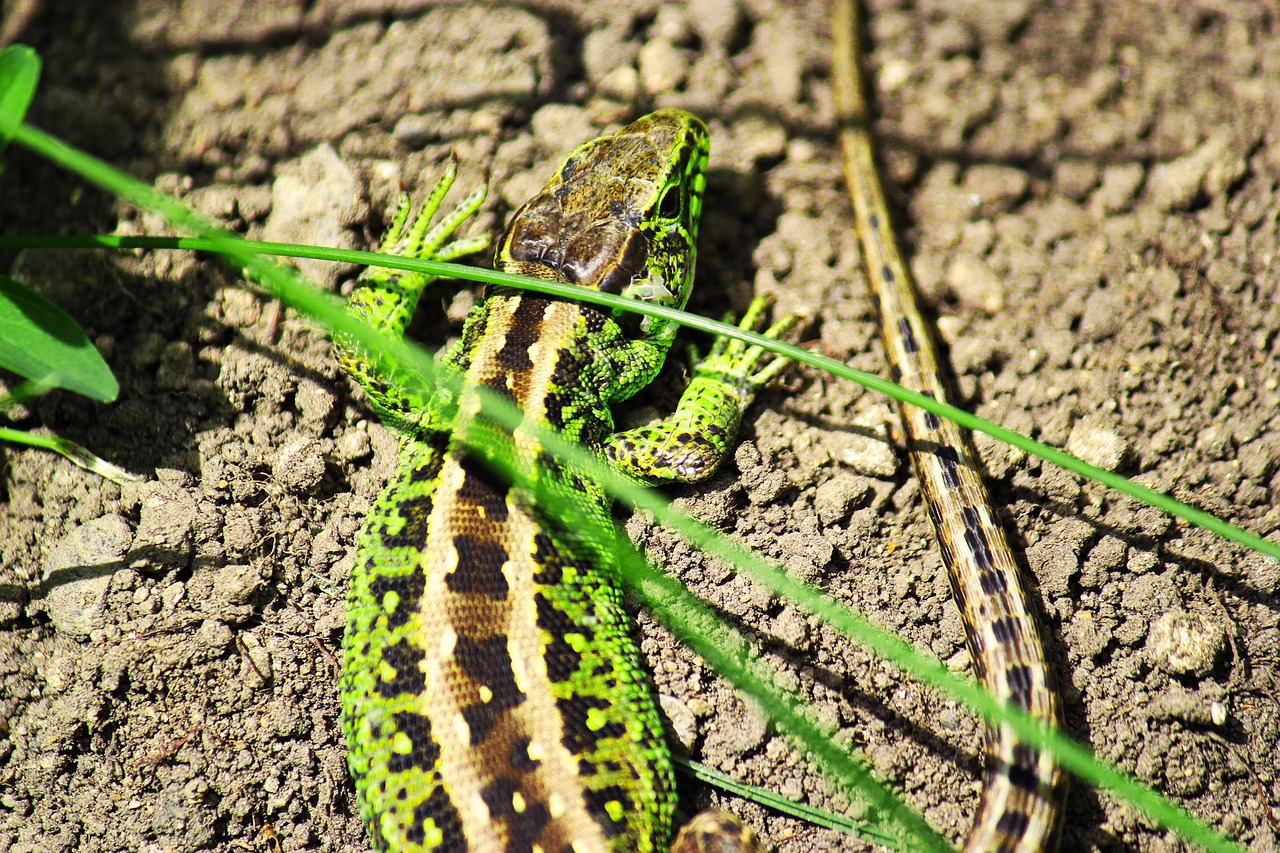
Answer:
xmin=334 ymin=110 xmax=792 ymax=853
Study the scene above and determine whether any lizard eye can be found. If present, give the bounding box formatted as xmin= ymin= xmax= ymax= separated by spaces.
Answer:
xmin=657 ymin=184 xmax=681 ymax=219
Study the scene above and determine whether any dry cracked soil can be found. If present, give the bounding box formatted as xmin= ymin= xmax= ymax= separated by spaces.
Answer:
xmin=2 ymin=1 xmax=1279 ymax=851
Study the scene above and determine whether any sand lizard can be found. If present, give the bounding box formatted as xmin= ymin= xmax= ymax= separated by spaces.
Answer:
xmin=333 ymin=110 xmax=786 ymax=853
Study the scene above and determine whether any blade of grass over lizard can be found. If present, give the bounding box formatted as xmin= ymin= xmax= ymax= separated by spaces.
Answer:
xmin=444 ymin=375 xmax=951 ymax=851
xmin=10 ymin=233 xmax=1276 ymax=567
xmin=455 ymin=371 xmax=1243 ymax=853
xmin=330 ymin=110 xmax=739 ymax=852
xmin=0 ymin=226 xmax=1257 ymax=852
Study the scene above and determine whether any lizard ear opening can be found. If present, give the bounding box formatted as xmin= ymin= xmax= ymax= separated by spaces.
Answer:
xmin=657 ymin=183 xmax=681 ymax=220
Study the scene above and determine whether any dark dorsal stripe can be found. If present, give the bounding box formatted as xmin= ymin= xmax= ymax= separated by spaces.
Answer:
xmin=455 ymin=633 xmax=526 ymax=746
xmin=457 ymin=455 xmax=510 ymax=523
xmin=446 ymin=534 xmax=510 ymax=599
xmin=480 ymin=775 xmax=552 ymax=850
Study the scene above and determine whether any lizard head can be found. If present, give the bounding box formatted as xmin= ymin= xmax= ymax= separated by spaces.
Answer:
xmin=497 ymin=109 xmax=710 ymax=341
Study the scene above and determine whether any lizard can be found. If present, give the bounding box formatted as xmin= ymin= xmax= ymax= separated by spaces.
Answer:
xmin=332 ymin=109 xmax=791 ymax=853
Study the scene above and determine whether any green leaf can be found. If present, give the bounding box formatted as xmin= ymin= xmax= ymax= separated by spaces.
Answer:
xmin=0 ymin=273 xmax=118 ymax=402
xmin=0 ymin=44 xmax=40 ymax=150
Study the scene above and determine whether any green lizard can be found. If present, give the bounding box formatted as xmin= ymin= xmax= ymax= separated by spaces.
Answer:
xmin=334 ymin=110 xmax=793 ymax=852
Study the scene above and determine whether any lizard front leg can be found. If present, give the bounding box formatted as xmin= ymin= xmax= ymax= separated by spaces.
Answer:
xmin=334 ymin=159 xmax=488 ymax=432
xmin=605 ymin=296 xmax=799 ymax=484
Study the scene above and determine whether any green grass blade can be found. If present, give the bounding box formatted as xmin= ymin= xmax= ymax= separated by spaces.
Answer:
xmin=4 ymin=122 xmax=442 ymax=413
xmin=624 ymin=545 xmax=952 ymax=852
xmin=458 ymin=377 xmax=1243 ymax=853
xmin=0 ymin=118 xmax=952 ymax=841
xmin=338 ymin=247 xmax=1280 ymax=565
xmin=0 ymin=231 xmax=1256 ymax=847
xmin=446 ymin=390 xmax=952 ymax=851
xmin=0 ymin=44 xmax=40 ymax=151
xmin=9 ymin=233 xmax=1273 ymax=567
xmin=0 ymin=272 xmax=119 ymax=402
xmin=0 ymin=425 xmax=138 ymax=484
xmin=0 ymin=375 xmax=54 ymax=409
xmin=4 ymin=121 xmax=1248 ymax=850
xmin=675 ymin=758 xmax=904 ymax=847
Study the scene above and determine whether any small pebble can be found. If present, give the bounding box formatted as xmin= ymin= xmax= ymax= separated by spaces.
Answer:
xmin=41 ymin=514 xmax=134 ymax=639
xmin=240 ymin=634 xmax=274 ymax=687
xmin=946 ymin=252 xmax=1005 ymax=313
xmin=214 ymin=564 xmax=268 ymax=607
xmin=335 ymin=428 xmax=372 ymax=464
xmin=961 ymin=164 xmax=1028 ymax=217
xmin=262 ymin=144 xmax=369 ymax=286
xmin=815 ymin=473 xmax=872 ymax=526
xmin=1066 ymin=420 xmax=1129 ymax=472
xmin=691 ymin=0 xmax=743 ymax=54
xmin=1147 ymin=684 xmax=1228 ymax=728
xmin=1147 ymin=610 xmax=1224 ymax=677
xmin=198 ymin=618 xmax=234 ymax=653
xmin=128 ymin=482 xmax=198 ymax=571
xmin=658 ymin=693 xmax=698 ymax=750
xmin=161 ymin=582 xmax=186 ymax=610
xmin=295 ymin=379 xmax=337 ymax=428
xmin=638 ymin=38 xmax=688 ymax=95
xmin=273 ymin=439 xmax=327 ymax=493
xmin=1053 ymin=159 xmax=1100 ymax=199
xmin=1091 ymin=162 xmax=1146 ymax=214
xmin=824 ymin=429 xmax=898 ymax=479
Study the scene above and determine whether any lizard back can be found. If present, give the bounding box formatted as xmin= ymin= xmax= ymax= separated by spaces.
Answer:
xmin=339 ymin=111 xmax=712 ymax=853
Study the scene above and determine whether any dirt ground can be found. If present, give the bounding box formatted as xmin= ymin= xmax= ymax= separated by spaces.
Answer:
xmin=2 ymin=1 xmax=1278 ymax=851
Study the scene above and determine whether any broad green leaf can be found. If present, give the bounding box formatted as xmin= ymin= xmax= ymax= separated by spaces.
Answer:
xmin=0 ymin=273 xmax=118 ymax=402
xmin=0 ymin=44 xmax=40 ymax=149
